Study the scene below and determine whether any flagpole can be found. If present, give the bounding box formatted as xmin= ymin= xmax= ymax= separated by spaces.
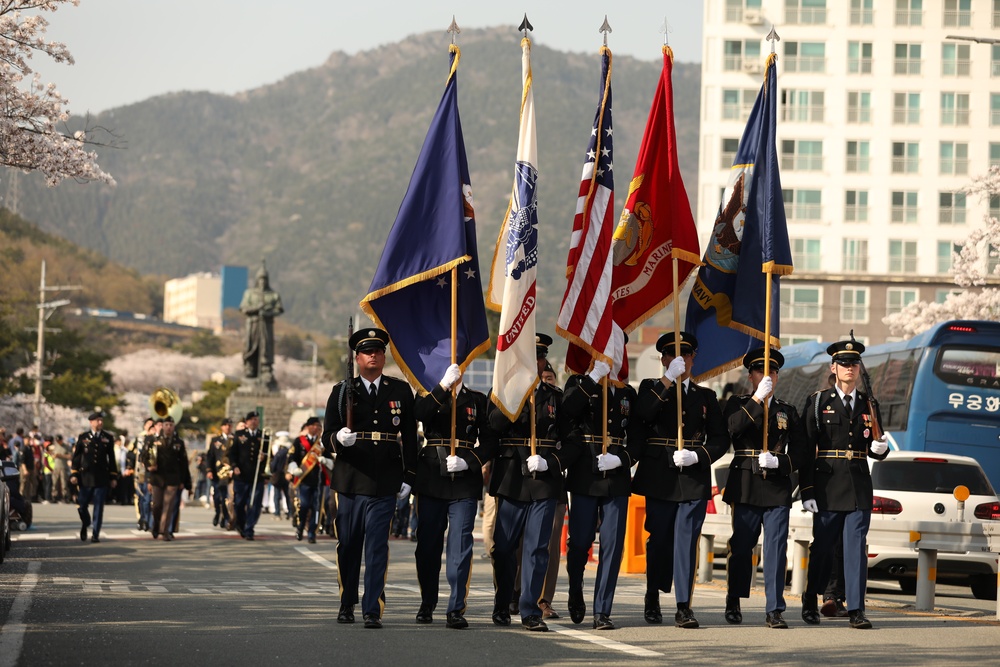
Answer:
xmin=450 ymin=266 xmax=458 ymax=459
xmin=672 ymin=256 xmax=684 ymax=450
xmin=762 ymin=270 xmax=773 ymax=461
xmin=529 ymin=392 xmax=537 ymax=479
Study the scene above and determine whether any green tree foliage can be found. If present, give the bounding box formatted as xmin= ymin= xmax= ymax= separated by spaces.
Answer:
xmin=178 ymin=330 xmax=223 ymax=357
xmin=187 ymin=378 xmax=240 ymax=430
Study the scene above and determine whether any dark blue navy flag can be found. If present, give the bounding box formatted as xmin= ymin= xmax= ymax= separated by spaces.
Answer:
xmin=360 ymin=46 xmax=490 ymax=393
xmin=686 ymin=53 xmax=793 ymax=381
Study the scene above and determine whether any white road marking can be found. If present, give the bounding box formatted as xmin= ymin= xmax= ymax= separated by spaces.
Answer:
xmin=0 ymin=561 xmax=42 ymax=667
xmin=295 ymin=546 xmax=337 ymax=570
xmin=545 ymin=621 xmax=664 ymax=658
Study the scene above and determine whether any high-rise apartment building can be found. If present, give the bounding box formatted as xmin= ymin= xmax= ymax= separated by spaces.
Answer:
xmin=698 ymin=0 xmax=999 ymax=345
xmin=163 ymin=272 xmax=223 ymax=332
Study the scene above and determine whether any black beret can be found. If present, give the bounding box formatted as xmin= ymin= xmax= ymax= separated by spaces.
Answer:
xmin=827 ymin=340 xmax=865 ymax=362
xmin=656 ymin=331 xmax=698 ymax=355
xmin=244 ymin=411 xmax=260 ymax=421
xmin=88 ymin=411 xmax=104 ymax=421
xmin=743 ymin=347 xmax=784 ymax=371
xmin=220 ymin=418 xmax=233 ymax=426
xmin=349 ymin=328 xmax=389 ymax=352
xmin=303 ymin=417 xmax=321 ymax=427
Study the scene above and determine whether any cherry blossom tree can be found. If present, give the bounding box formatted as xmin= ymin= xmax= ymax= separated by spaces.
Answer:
xmin=884 ymin=166 xmax=1000 ymax=337
xmin=0 ymin=0 xmax=114 ymax=186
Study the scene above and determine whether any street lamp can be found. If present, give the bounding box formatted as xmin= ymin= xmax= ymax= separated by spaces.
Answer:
xmin=304 ymin=340 xmax=319 ymax=409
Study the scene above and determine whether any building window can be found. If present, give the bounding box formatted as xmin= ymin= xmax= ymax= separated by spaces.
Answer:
xmin=936 ymin=288 xmax=962 ymax=303
xmin=725 ymin=39 xmax=763 ymax=73
xmin=991 ymin=143 xmax=1000 ymax=167
xmin=721 ymin=137 xmax=739 ymax=168
xmin=943 ymin=0 xmax=972 ymax=27
xmin=995 ymin=0 xmax=1000 ymax=28
xmin=850 ymin=0 xmax=874 ymax=25
xmin=991 ymin=194 xmax=1000 ymax=220
xmin=791 ymin=238 xmax=822 ymax=271
xmin=891 ymin=191 xmax=919 ymax=223
xmin=842 ymin=239 xmax=869 ymax=272
xmin=895 ymin=0 xmax=923 ymax=26
xmin=937 ymin=241 xmax=959 ymax=274
xmin=780 ymin=285 xmax=822 ymax=322
xmin=845 ymin=141 xmax=870 ymax=173
xmin=725 ymin=0 xmax=764 ymax=22
xmin=989 ymin=245 xmax=1000 ymax=276
xmin=942 ymin=43 xmax=971 ymax=77
xmin=722 ymin=88 xmax=756 ymax=121
xmin=992 ymin=94 xmax=1000 ymax=126
xmin=892 ymin=92 xmax=921 ymax=124
xmin=891 ymin=142 xmax=919 ymax=174
xmin=841 ymin=287 xmax=869 ymax=324
xmin=940 ymin=92 xmax=970 ymax=126
xmin=781 ymin=89 xmax=824 ymax=122
xmin=845 ymin=190 xmax=869 ymax=223
xmin=847 ymin=41 xmax=873 ymax=74
xmin=894 ymin=43 xmax=922 ymax=75
xmin=781 ymin=140 xmax=823 ymax=171
xmin=784 ymin=41 xmax=826 ymax=73
xmin=939 ymin=142 xmax=969 ymax=176
xmin=846 ymin=91 xmax=872 ymax=123
xmin=783 ymin=189 xmax=822 ymax=221
xmin=786 ymin=0 xmax=827 ymax=24
xmin=993 ymin=44 xmax=1000 ymax=77
xmin=889 ymin=240 xmax=918 ymax=274
xmin=939 ymin=192 xmax=967 ymax=225
xmin=886 ymin=288 xmax=919 ymax=316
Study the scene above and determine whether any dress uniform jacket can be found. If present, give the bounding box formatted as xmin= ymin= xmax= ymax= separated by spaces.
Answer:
xmin=205 ymin=434 xmax=232 ymax=480
xmin=230 ymin=429 xmax=269 ymax=484
xmin=722 ymin=395 xmax=810 ymax=508
xmin=799 ymin=388 xmax=888 ymax=512
xmin=323 ymin=374 xmax=418 ymax=497
xmin=414 ymin=384 xmax=498 ymax=501
xmin=143 ymin=433 xmax=191 ymax=489
xmin=632 ymin=379 xmax=729 ymax=501
xmin=71 ymin=430 xmax=119 ymax=487
xmin=561 ymin=375 xmax=638 ymax=498
xmin=486 ymin=382 xmax=576 ymax=502
xmin=288 ymin=434 xmax=331 ymax=488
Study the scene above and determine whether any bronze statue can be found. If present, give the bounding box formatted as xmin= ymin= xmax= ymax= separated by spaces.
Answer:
xmin=240 ymin=260 xmax=284 ymax=391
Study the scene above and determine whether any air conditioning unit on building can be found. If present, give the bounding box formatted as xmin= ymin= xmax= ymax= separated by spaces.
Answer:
xmin=744 ymin=9 xmax=763 ymax=24
xmin=742 ymin=60 xmax=763 ymax=74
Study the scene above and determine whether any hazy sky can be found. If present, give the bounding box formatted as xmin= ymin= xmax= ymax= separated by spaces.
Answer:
xmin=43 ymin=1 xmax=704 ymax=115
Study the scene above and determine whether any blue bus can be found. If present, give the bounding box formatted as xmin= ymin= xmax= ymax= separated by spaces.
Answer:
xmin=774 ymin=320 xmax=1000 ymax=489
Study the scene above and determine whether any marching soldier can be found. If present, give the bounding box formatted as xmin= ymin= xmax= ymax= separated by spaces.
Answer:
xmin=561 ymin=354 xmax=639 ymax=631
xmin=287 ymin=417 xmax=333 ymax=543
xmin=633 ymin=332 xmax=729 ymax=629
xmin=205 ymin=417 xmax=234 ymax=529
xmin=487 ymin=333 xmax=577 ymax=632
xmin=133 ymin=418 xmax=155 ymax=531
xmin=143 ymin=416 xmax=191 ymax=541
xmin=800 ymin=340 xmax=889 ymax=629
xmin=70 ymin=411 xmax=119 ymax=543
xmin=412 ymin=363 xmax=497 ymax=629
xmin=722 ymin=348 xmax=810 ymax=628
xmin=323 ymin=327 xmax=418 ymax=629
xmin=230 ymin=411 xmax=269 ymax=540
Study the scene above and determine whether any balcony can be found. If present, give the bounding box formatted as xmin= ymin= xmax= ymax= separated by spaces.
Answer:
xmin=943 ymin=10 xmax=972 ymax=28
xmin=846 ymin=156 xmax=870 ymax=173
xmin=893 ymin=108 xmax=921 ymax=124
xmin=891 ymin=157 xmax=919 ymax=174
xmin=891 ymin=206 xmax=919 ymax=224
xmin=941 ymin=158 xmax=969 ymax=175
xmin=889 ymin=257 xmax=919 ymax=273
xmin=781 ymin=155 xmax=824 ymax=171
xmin=786 ymin=7 xmax=826 ymax=24
xmin=781 ymin=105 xmax=825 ymax=123
xmin=846 ymin=108 xmax=872 ymax=123
xmin=941 ymin=109 xmax=970 ymax=126
xmin=784 ymin=56 xmax=826 ymax=74
xmin=895 ymin=9 xmax=923 ymax=26
xmin=939 ymin=208 xmax=967 ymax=225
xmin=894 ymin=58 xmax=922 ymax=75
xmin=849 ymin=9 xmax=874 ymax=25
xmin=848 ymin=57 xmax=873 ymax=74
xmin=845 ymin=205 xmax=869 ymax=222
xmin=942 ymin=59 xmax=971 ymax=77
xmin=788 ymin=203 xmax=822 ymax=221
xmin=842 ymin=256 xmax=870 ymax=273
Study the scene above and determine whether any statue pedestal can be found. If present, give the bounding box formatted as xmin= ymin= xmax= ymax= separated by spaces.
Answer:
xmin=226 ymin=389 xmax=294 ymax=435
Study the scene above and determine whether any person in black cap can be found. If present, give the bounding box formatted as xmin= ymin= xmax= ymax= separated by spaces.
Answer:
xmin=799 ymin=339 xmax=889 ymax=629
xmin=205 ymin=417 xmax=234 ymax=529
xmin=722 ymin=347 xmax=810 ymax=628
xmin=287 ymin=416 xmax=332 ymax=543
xmin=143 ymin=416 xmax=191 ymax=541
xmin=322 ymin=326 xmax=418 ymax=629
xmin=633 ymin=331 xmax=729 ymax=628
xmin=71 ymin=411 xmax=119 ymax=543
xmin=231 ymin=411 xmax=268 ymax=540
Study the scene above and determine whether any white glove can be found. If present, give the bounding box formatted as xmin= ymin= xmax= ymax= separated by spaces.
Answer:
xmin=870 ymin=435 xmax=889 ymax=455
xmin=758 ymin=451 xmax=779 ymax=469
xmin=287 ymin=461 xmax=303 ymax=476
xmin=588 ymin=360 xmax=612 ymax=384
xmin=664 ymin=356 xmax=687 ymax=383
xmin=526 ymin=454 xmax=548 ymax=473
xmin=397 ymin=482 xmax=412 ymax=500
xmin=673 ymin=449 xmax=699 ymax=468
xmin=753 ymin=376 xmax=773 ymax=402
xmin=336 ymin=427 xmax=356 ymax=447
xmin=440 ymin=363 xmax=462 ymax=390
xmin=320 ymin=456 xmax=334 ymax=470
xmin=596 ymin=453 xmax=622 ymax=472
xmin=802 ymin=499 xmax=819 ymax=513
xmin=446 ymin=455 xmax=469 ymax=473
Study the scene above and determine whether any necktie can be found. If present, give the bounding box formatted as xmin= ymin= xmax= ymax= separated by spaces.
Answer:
xmin=369 ymin=383 xmax=377 ymax=400
xmin=844 ymin=395 xmax=852 ymax=413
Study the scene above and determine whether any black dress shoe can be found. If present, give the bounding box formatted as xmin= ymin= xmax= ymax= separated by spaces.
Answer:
xmin=164 ymin=533 xmax=174 ymax=542
xmin=674 ymin=607 xmax=699 ymax=629
xmin=568 ymin=589 xmax=586 ymax=625
xmin=90 ymin=535 xmax=100 ymax=544
xmin=724 ymin=596 xmax=742 ymax=625
xmin=446 ymin=611 xmax=468 ymax=629
xmin=522 ymin=615 xmax=548 ymax=632
xmin=643 ymin=593 xmax=662 ymax=624
xmin=592 ymin=614 xmax=615 ymax=630
xmin=307 ymin=536 xmax=316 ymax=544
xmin=491 ymin=607 xmax=511 ymax=626
xmin=822 ymin=598 xmax=849 ymax=618
xmin=212 ymin=515 xmax=220 ymax=526
xmin=363 ymin=613 xmax=383 ymax=629
xmin=296 ymin=529 xmax=303 ymax=541
xmin=848 ymin=609 xmax=872 ymax=629
xmin=245 ymin=533 xmax=255 ymax=541
xmin=765 ymin=611 xmax=788 ymax=629
xmin=337 ymin=604 xmax=355 ymax=624
xmin=415 ymin=605 xmax=434 ymax=624
xmin=801 ymin=593 xmax=821 ymax=625
xmin=80 ymin=526 xmax=88 ymax=542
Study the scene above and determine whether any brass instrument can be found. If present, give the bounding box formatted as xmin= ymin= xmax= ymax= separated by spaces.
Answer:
xmin=292 ymin=442 xmax=324 ymax=489
xmin=216 ymin=435 xmax=234 ymax=483
xmin=249 ymin=429 xmax=272 ymax=506
xmin=149 ymin=387 xmax=183 ymax=423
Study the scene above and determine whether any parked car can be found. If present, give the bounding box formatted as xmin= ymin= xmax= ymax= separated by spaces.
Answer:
xmin=0 ymin=460 xmax=20 ymax=562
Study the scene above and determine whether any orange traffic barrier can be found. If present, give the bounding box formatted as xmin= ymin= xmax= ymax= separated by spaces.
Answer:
xmin=621 ymin=494 xmax=650 ymax=574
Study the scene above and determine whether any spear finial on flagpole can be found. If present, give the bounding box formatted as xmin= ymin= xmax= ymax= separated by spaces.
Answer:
xmin=519 ymin=13 xmax=533 ymax=37
xmin=660 ymin=17 xmax=672 ymax=46
xmin=766 ymin=26 xmax=780 ymax=54
xmin=600 ymin=15 xmax=612 ymax=46
xmin=448 ymin=16 xmax=460 ymax=45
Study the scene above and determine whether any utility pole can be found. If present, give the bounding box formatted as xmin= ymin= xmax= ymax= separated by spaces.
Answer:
xmin=304 ymin=340 xmax=319 ymax=409
xmin=32 ymin=260 xmax=81 ymax=428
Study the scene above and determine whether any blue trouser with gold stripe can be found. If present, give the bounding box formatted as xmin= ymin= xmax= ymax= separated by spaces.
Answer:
xmin=491 ymin=497 xmax=557 ymax=620
xmin=727 ymin=503 xmax=790 ymax=612
xmin=415 ymin=495 xmax=477 ymax=614
xmin=567 ymin=494 xmax=629 ymax=616
xmin=336 ymin=493 xmax=395 ymax=617
xmin=644 ymin=497 xmax=707 ymax=606
xmin=807 ymin=509 xmax=871 ymax=612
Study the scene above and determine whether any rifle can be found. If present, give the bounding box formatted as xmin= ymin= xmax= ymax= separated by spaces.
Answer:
xmin=849 ymin=329 xmax=883 ymax=440
xmin=345 ymin=318 xmax=355 ymax=431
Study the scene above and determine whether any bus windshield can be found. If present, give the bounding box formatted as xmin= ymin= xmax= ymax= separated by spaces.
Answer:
xmin=935 ymin=347 xmax=1000 ymax=385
